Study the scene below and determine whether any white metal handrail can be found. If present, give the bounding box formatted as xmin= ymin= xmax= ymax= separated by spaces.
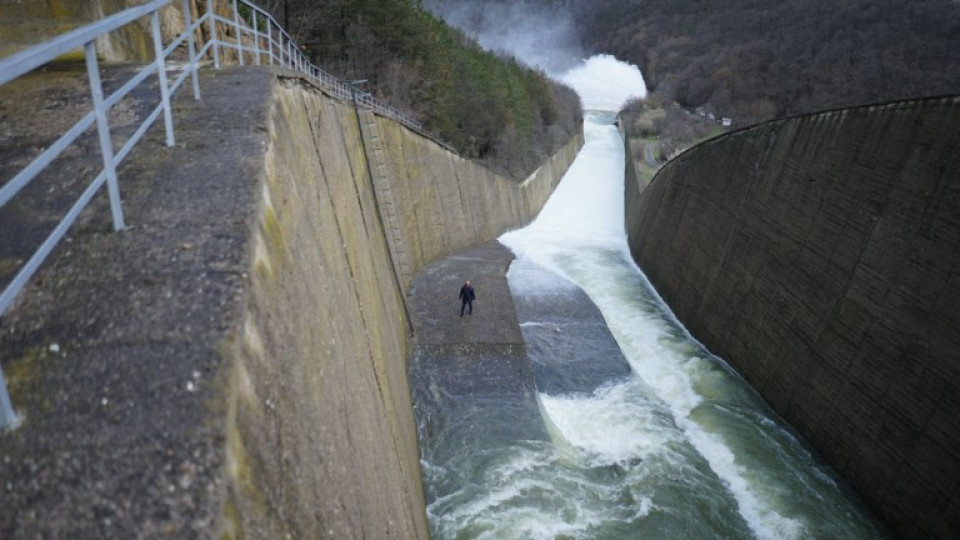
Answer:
xmin=221 ymin=0 xmax=422 ymax=130
xmin=0 ymin=0 xmax=206 ymax=429
xmin=0 ymin=0 xmax=421 ymax=430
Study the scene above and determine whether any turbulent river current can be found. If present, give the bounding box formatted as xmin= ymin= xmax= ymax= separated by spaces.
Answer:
xmin=416 ymin=55 xmax=888 ymax=539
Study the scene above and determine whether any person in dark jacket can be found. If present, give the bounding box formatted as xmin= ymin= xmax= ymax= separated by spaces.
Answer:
xmin=459 ymin=280 xmax=476 ymax=317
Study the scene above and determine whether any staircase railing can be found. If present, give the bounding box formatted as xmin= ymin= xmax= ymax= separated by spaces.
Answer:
xmin=0 ymin=0 xmax=421 ymax=429
xmin=213 ymin=0 xmax=422 ymax=130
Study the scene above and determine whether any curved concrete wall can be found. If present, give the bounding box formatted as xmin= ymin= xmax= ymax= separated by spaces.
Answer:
xmin=625 ymin=96 xmax=960 ymax=538
xmin=232 ymin=73 xmax=581 ymax=537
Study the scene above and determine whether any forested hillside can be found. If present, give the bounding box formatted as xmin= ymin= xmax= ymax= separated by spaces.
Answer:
xmin=258 ymin=0 xmax=581 ymax=179
xmin=578 ymin=0 xmax=960 ymax=120
xmin=426 ymin=0 xmax=960 ymax=122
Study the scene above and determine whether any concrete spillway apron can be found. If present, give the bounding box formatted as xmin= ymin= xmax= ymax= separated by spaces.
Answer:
xmin=408 ymin=241 xmax=545 ymax=443
xmin=407 ymin=240 xmax=635 ymax=536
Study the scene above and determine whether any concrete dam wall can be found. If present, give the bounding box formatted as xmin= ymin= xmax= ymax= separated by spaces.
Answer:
xmin=0 ymin=66 xmax=581 ymax=538
xmin=624 ymin=96 xmax=960 ymax=538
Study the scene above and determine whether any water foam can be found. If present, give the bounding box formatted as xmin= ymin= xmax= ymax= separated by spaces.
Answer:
xmin=502 ymin=119 xmax=626 ymax=254
xmin=540 ymin=380 xmax=677 ymax=465
xmin=421 ymin=51 xmax=886 ymax=540
xmin=559 ymin=54 xmax=647 ymax=112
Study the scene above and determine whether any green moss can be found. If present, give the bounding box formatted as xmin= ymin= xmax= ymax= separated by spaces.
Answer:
xmin=261 ymin=206 xmax=286 ymax=261
xmin=254 ymin=258 xmax=271 ymax=281
xmin=223 ymin=370 xmax=271 ymax=532
xmin=227 ymin=419 xmax=249 ymax=481
xmin=220 ymin=498 xmax=239 ymax=540
xmin=5 ymin=347 xmax=45 ymax=403
xmin=52 ymin=50 xmax=86 ymax=63
xmin=0 ymin=257 xmax=23 ymax=278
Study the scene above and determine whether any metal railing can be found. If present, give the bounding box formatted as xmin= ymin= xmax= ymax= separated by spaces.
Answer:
xmin=0 ymin=0 xmax=421 ymax=429
xmin=217 ymin=0 xmax=422 ymax=130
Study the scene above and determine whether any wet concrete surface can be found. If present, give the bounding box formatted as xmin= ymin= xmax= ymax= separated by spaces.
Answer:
xmin=409 ymin=240 xmax=525 ymax=347
xmin=407 ymin=239 xmax=633 ymax=452
xmin=407 ymin=240 xmax=548 ymax=445
xmin=508 ymin=257 xmax=633 ymax=396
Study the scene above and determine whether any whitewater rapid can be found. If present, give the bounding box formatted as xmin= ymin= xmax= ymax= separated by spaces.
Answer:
xmin=422 ymin=55 xmax=887 ymax=539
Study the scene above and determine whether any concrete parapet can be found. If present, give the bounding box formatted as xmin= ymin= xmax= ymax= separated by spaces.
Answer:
xmin=625 ymin=95 xmax=960 ymax=539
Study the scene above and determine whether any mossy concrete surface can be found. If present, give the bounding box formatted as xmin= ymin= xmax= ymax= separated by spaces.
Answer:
xmin=229 ymin=73 xmax=427 ymax=539
xmin=0 ymin=0 xmax=226 ymax=62
xmin=625 ymin=96 xmax=960 ymax=539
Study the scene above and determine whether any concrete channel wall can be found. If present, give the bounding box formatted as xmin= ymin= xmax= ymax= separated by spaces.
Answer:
xmin=0 ymin=66 xmax=581 ymax=538
xmin=624 ymin=96 xmax=960 ymax=539
xmin=241 ymin=72 xmax=582 ymax=537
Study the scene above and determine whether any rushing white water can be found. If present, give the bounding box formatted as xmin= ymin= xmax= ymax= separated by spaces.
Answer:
xmin=558 ymin=54 xmax=647 ymax=112
xmin=486 ymin=55 xmax=888 ymax=539
xmin=417 ymin=53 xmax=887 ymax=539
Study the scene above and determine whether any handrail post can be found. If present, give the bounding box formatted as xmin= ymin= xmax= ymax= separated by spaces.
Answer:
xmin=84 ymin=42 xmax=126 ymax=231
xmin=252 ymin=9 xmax=261 ymax=66
xmin=182 ymin=0 xmax=201 ymax=100
xmin=0 ymin=365 xmax=16 ymax=430
xmin=150 ymin=11 xmax=175 ymax=147
xmin=207 ymin=0 xmax=220 ymax=68
xmin=232 ymin=0 xmax=243 ymax=66
xmin=265 ymin=17 xmax=273 ymax=65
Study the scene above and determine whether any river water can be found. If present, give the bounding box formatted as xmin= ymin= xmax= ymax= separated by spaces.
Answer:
xmin=417 ymin=55 xmax=888 ymax=539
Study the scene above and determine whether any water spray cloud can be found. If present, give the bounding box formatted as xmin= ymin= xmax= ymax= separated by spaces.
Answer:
xmin=559 ymin=54 xmax=647 ymax=112
xmin=423 ymin=0 xmax=584 ymax=75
